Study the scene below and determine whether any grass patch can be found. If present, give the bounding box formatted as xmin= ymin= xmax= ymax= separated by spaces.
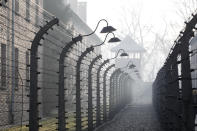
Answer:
xmin=0 ymin=116 xmax=89 ymax=131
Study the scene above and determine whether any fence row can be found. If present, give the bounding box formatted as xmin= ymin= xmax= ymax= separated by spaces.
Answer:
xmin=0 ymin=1 xmax=132 ymax=131
xmin=153 ymin=11 xmax=197 ymax=131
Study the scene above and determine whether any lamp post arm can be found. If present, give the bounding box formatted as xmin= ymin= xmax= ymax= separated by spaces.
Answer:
xmin=110 ymin=49 xmax=125 ymax=60
xmin=92 ymin=32 xmax=115 ymax=48
xmin=82 ymin=19 xmax=109 ymax=37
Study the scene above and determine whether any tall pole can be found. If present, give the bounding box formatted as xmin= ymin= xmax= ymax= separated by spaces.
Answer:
xmin=181 ymin=39 xmax=194 ymax=131
xmin=29 ymin=18 xmax=59 ymax=131
xmin=108 ymin=69 xmax=120 ymax=119
xmin=114 ymin=70 xmax=122 ymax=114
xmin=88 ymin=55 xmax=102 ymax=131
xmin=103 ymin=64 xmax=115 ymax=122
xmin=6 ymin=0 xmax=11 ymax=123
xmin=118 ymin=73 xmax=126 ymax=108
xmin=96 ymin=59 xmax=109 ymax=126
xmin=58 ymin=36 xmax=82 ymax=131
xmin=10 ymin=0 xmax=15 ymax=123
xmin=76 ymin=47 xmax=94 ymax=131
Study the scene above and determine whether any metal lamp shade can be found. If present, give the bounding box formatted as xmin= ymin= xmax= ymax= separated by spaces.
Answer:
xmin=120 ymin=52 xmax=129 ymax=57
xmin=100 ymin=26 xmax=116 ymax=33
xmin=108 ymin=37 xmax=121 ymax=43
xmin=129 ymin=64 xmax=136 ymax=69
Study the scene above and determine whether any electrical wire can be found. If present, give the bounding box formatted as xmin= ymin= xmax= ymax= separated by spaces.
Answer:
xmin=0 ymin=0 xmax=114 ymax=129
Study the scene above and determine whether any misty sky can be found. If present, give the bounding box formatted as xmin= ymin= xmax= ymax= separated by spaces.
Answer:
xmin=79 ymin=0 xmax=184 ymax=55
xmin=80 ymin=0 xmax=182 ymax=35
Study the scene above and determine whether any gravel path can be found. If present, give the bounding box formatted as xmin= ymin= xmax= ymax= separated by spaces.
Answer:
xmin=95 ymin=104 xmax=163 ymax=131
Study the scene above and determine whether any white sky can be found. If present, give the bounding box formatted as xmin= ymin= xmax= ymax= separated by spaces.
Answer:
xmin=79 ymin=0 xmax=182 ymax=35
xmin=81 ymin=0 xmax=183 ymax=56
xmin=79 ymin=0 xmax=183 ymax=54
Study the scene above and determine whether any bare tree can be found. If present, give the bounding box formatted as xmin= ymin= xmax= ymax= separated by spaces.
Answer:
xmin=118 ymin=6 xmax=153 ymax=47
xmin=116 ymin=0 xmax=197 ymax=81
xmin=174 ymin=0 xmax=197 ymax=21
xmin=117 ymin=6 xmax=173 ymax=81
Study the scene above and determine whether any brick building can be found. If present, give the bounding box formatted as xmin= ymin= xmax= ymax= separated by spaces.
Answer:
xmin=0 ymin=0 xmax=43 ymax=127
xmin=0 ymin=0 xmax=101 ymax=129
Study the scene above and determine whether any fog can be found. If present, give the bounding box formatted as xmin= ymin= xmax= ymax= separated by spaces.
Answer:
xmin=131 ymin=80 xmax=152 ymax=105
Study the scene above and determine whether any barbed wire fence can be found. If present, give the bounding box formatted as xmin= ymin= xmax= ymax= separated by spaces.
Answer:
xmin=153 ymin=10 xmax=197 ymax=131
xmin=0 ymin=0 xmax=133 ymax=131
